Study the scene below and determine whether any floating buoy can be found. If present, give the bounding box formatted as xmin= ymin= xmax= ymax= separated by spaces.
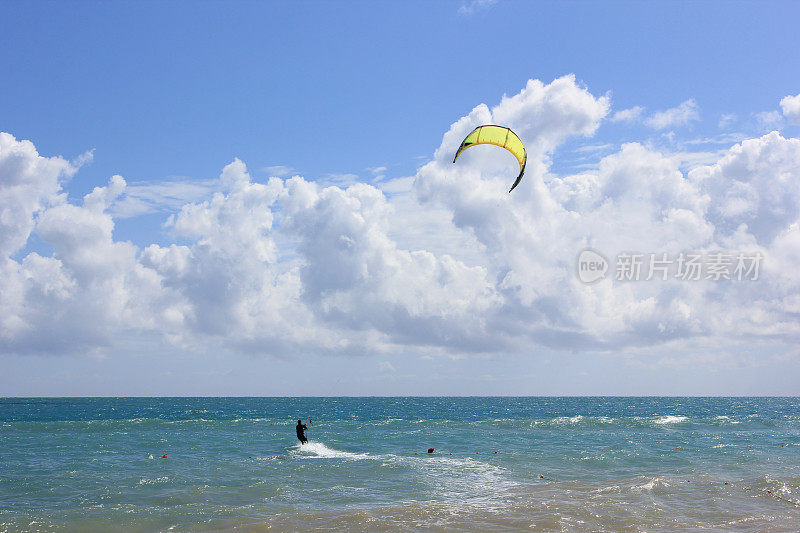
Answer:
xmin=427 ymin=448 xmax=434 ymax=454
xmin=767 ymin=490 xmax=772 ymax=494
xmin=687 ymin=480 xmax=691 ymax=482
xmin=724 ymin=482 xmax=728 ymax=485
xmin=494 ymin=451 xmax=497 ymax=454
xmin=540 ymin=475 xmax=544 ymax=479
xmin=148 ymin=454 xmax=153 ymax=460
xmin=414 ymin=452 xmax=418 ymax=455
xmin=162 ymin=455 xmax=167 ymax=459
xmin=676 ymin=446 xmax=682 ymax=449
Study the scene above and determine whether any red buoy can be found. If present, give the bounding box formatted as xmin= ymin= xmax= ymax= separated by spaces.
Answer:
xmin=162 ymin=455 xmax=167 ymax=459
xmin=427 ymin=448 xmax=434 ymax=454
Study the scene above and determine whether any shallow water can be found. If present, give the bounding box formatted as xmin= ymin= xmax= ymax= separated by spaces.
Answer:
xmin=1 ymin=397 xmax=799 ymax=531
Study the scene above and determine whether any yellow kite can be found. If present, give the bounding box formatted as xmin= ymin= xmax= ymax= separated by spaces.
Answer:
xmin=452 ymin=125 xmax=527 ymax=192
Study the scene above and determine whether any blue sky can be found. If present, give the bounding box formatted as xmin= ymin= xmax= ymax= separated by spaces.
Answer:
xmin=1 ymin=1 xmax=800 ymax=395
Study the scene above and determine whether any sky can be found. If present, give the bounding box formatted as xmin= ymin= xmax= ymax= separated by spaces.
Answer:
xmin=1 ymin=0 xmax=800 ymax=396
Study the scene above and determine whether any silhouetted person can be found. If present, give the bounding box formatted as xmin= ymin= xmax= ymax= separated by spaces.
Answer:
xmin=296 ymin=419 xmax=308 ymax=444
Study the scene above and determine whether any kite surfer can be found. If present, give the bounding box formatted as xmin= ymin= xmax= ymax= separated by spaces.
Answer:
xmin=296 ymin=419 xmax=308 ymax=444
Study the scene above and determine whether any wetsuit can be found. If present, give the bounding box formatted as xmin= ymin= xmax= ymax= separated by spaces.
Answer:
xmin=296 ymin=422 xmax=308 ymax=444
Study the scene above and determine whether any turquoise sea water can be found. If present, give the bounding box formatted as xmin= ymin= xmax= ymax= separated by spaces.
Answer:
xmin=1 ymin=397 xmax=799 ymax=532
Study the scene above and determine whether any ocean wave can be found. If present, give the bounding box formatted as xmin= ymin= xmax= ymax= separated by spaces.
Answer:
xmin=654 ymin=415 xmax=688 ymax=424
xmin=526 ymin=414 xmax=701 ymax=428
xmin=715 ymin=415 xmax=741 ymax=424
xmin=246 ymin=474 xmax=800 ymax=532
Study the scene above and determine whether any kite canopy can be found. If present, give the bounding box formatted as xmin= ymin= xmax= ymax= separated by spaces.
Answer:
xmin=452 ymin=125 xmax=527 ymax=193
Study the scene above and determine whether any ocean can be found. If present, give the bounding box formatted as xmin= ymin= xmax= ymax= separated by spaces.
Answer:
xmin=1 ymin=397 xmax=798 ymax=532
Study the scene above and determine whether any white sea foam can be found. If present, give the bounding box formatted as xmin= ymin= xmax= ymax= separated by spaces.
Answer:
xmin=410 ymin=455 xmax=515 ymax=507
xmin=631 ymin=477 xmax=667 ymax=492
xmin=654 ymin=415 xmax=688 ymax=424
xmin=291 ymin=441 xmax=369 ymax=460
xmin=137 ymin=476 xmax=169 ymax=485
xmin=289 ymin=440 xmax=514 ymax=507
xmin=633 ymin=479 xmax=656 ymax=491
xmin=550 ymin=415 xmax=584 ymax=424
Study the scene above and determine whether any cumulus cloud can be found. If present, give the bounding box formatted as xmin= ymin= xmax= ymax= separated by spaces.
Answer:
xmin=280 ymin=177 xmax=499 ymax=352
xmin=780 ymin=93 xmax=800 ymax=125
xmin=0 ymin=133 xmax=76 ymax=258
xmin=610 ymin=106 xmax=645 ymax=123
xmin=645 ymin=99 xmax=700 ymax=130
xmin=1 ymin=171 xmax=156 ymax=353
xmin=2 ymin=76 xmax=800 ymax=360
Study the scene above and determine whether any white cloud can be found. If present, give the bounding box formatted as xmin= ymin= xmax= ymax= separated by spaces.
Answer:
xmin=458 ymin=0 xmax=497 ymax=15
xmin=780 ymin=93 xmax=800 ymax=126
xmin=319 ymin=173 xmax=361 ymax=187
xmin=378 ymin=361 xmax=396 ymax=373
xmin=688 ymin=131 xmax=800 ymax=245
xmin=574 ymin=143 xmax=614 ymax=154
xmin=610 ymin=106 xmax=645 ymax=123
xmin=718 ymin=113 xmax=736 ymax=129
xmin=2 ymin=76 xmax=800 ymax=361
xmin=754 ymin=110 xmax=783 ymax=132
xmin=0 ymin=133 xmax=76 ymax=258
xmin=261 ymin=165 xmax=296 ymax=177
xmin=110 ymin=178 xmax=217 ymax=218
xmin=280 ymin=177 xmax=499 ymax=351
xmin=645 ymin=99 xmax=700 ymax=130
xmin=367 ymin=166 xmax=387 ymax=181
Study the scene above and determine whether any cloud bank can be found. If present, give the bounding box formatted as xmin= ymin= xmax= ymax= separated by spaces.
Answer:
xmin=1 ymin=76 xmax=799 ymax=362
